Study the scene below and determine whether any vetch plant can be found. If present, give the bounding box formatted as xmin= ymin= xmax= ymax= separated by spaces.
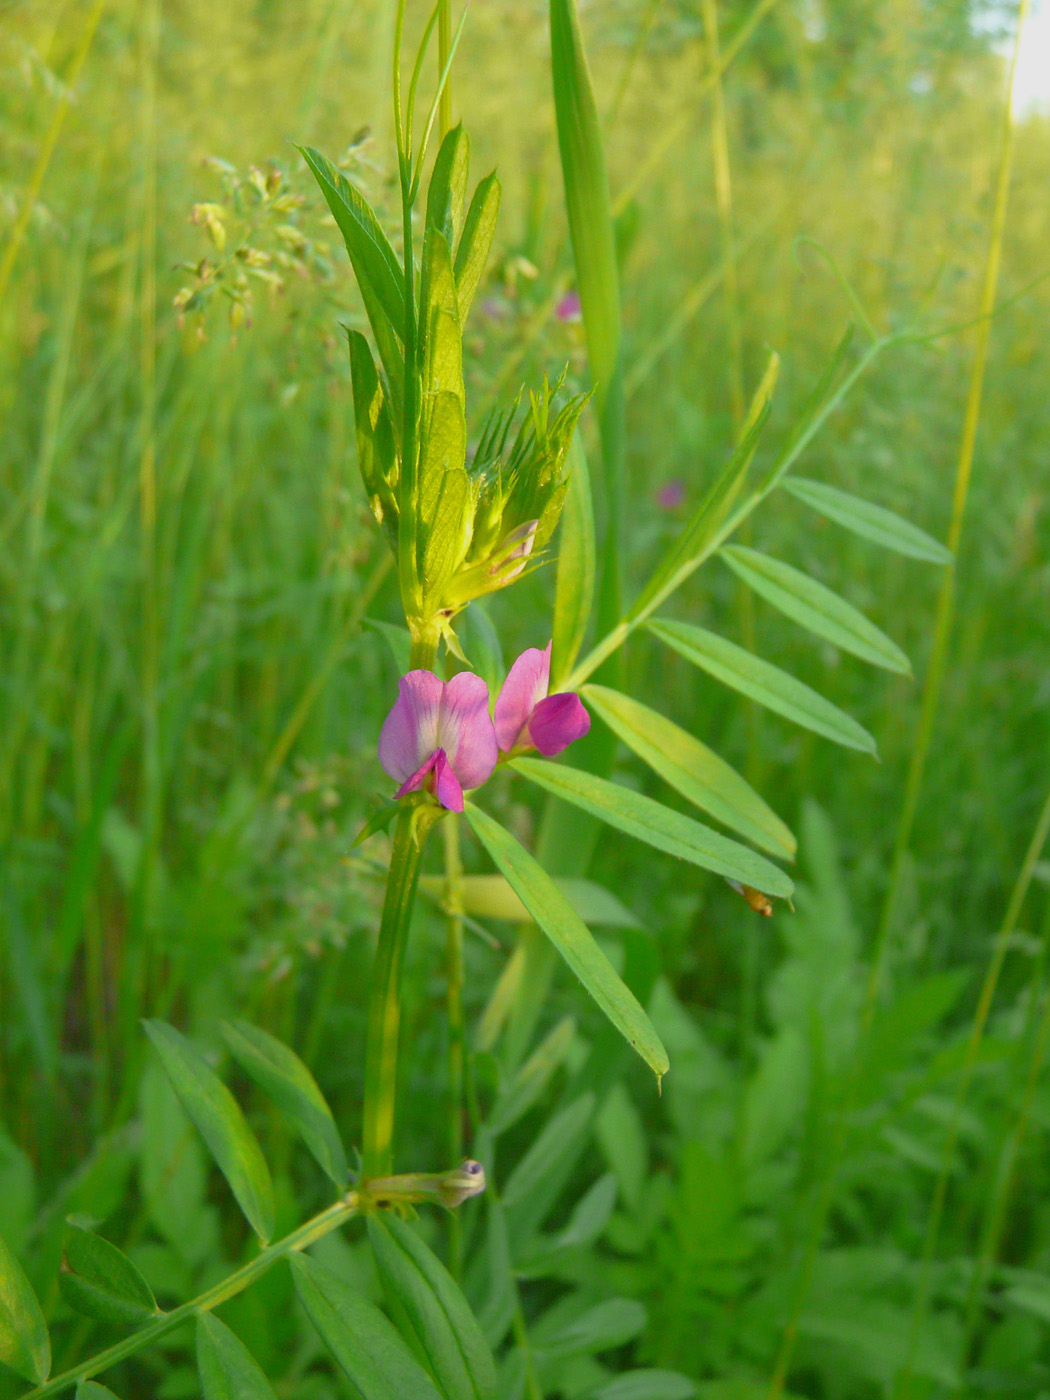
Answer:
xmin=0 ymin=1 xmax=960 ymax=1396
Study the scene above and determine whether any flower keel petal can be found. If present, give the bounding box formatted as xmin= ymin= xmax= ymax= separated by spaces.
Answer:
xmin=432 ymin=750 xmax=464 ymax=812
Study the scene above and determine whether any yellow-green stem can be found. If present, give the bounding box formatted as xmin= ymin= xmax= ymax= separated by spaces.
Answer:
xmin=443 ymin=813 xmax=466 ymax=1275
xmin=438 ymin=0 xmax=453 ymax=140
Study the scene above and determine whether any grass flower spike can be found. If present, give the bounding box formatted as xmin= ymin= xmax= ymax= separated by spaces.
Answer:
xmin=494 ymin=641 xmax=591 ymax=756
xmin=379 ymin=671 xmax=498 ymax=813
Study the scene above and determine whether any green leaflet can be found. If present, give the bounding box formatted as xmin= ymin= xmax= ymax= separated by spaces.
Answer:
xmin=783 ymin=476 xmax=954 ymax=563
xmin=510 ymin=758 xmax=793 ymax=897
xmin=648 ymin=618 xmax=877 ymax=754
xmin=583 ymin=1371 xmax=698 ymax=1399
xmin=143 ymin=1021 xmax=275 ymax=1244
xmin=501 ymin=1094 xmax=596 ymax=1211
xmin=453 ymin=172 xmax=500 ymax=321
xmin=582 ymin=683 xmax=796 ymax=860
xmin=221 ymin=1020 xmax=349 ymax=1187
xmin=0 ymin=1227 xmax=50 ymax=1383
xmin=418 ymin=873 xmax=641 ymax=927
xmin=420 ymin=228 xmax=464 ymax=402
xmin=425 ymin=125 xmax=470 ymax=250
xmin=551 ymin=435 xmax=595 ymax=689
xmin=289 ymin=1253 xmax=444 ymax=1400
xmin=76 ymin=1385 xmax=122 ymax=1399
xmin=197 ymin=1313 xmax=280 ymax=1400
xmin=534 ymin=1297 xmax=647 ymax=1360
xmin=59 ymin=1222 xmax=158 ymax=1326
xmin=421 ymin=465 xmax=473 ymax=600
xmin=347 ymin=330 xmax=399 ymax=545
xmin=298 ymin=147 xmax=404 ymax=334
xmin=368 ymin=1214 xmax=498 ymax=1400
xmin=486 ymin=1017 xmax=578 ymax=1138
xmin=721 ymin=544 xmax=912 ymax=674
xmin=464 ymin=804 xmax=668 ymax=1079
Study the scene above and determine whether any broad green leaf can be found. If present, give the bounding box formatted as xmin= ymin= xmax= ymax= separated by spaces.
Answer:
xmin=649 ymin=619 xmax=877 ymax=754
xmin=425 ymin=125 xmax=470 ymax=250
xmin=0 ymin=1227 xmax=50 ymax=1383
xmin=60 ymin=1222 xmax=157 ymax=1326
xmin=584 ymin=1371 xmax=697 ymax=1399
xmin=550 ymin=0 xmax=620 ymax=398
xmin=464 ymin=804 xmax=668 ymax=1078
xmin=143 ymin=1021 xmax=275 ymax=1243
xmin=298 ymin=146 xmax=404 ymax=338
xmin=289 ymin=1252 xmax=443 ymax=1400
xmin=453 ymin=172 xmax=500 ymax=320
xmin=721 ymin=545 xmax=911 ymax=674
xmin=368 ymin=1214 xmax=498 ymax=1400
xmin=583 ymin=683 xmax=795 ymax=860
xmin=551 ymin=435 xmax=595 ymax=690
xmin=420 ymin=228 xmax=463 ymax=403
xmin=221 ymin=1021 xmax=348 ymax=1187
xmin=197 ymin=1312 xmax=279 ymax=1400
xmin=784 ymin=476 xmax=953 ymax=563
xmin=629 ymin=355 xmax=777 ymax=625
xmin=418 ymin=873 xmax=641 ymax=928
xmin=510 ymin=759 xmax=793 ymax=898
xmin=77 ymin=1384 xmax=122 ymax=1399
xmin=535 ymin=1298 xmax=647 ymax=1360
xmin=421 ymin=465 xmax=472 ymax=599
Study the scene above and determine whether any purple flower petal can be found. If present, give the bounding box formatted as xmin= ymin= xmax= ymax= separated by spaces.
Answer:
xmin=395 ymin=750 xmax=439 ymax=799
xmin=379 ymin=671 xmax=443 ymax=783
xmin=655 ymin=478 xmax=686 ymax=510
xmin=438 ymin=671 xmax=498 ymax=791
xmin=494 ymin=643 xmax=552 ymax=752
xmin=555 ymin=291 xmax=582 ymax=323
xmin=528 ymin=692 xmax=591 ymax=756
xmin=432 ymin=749 xmax=464 ymax=812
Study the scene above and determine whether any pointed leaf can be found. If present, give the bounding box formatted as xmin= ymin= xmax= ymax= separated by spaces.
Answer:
xmin=464 ymin=804 xmax=668 ymax=1078
xmin=784 ymin=476 xmax=953 ymax=563
xmin=77 ymin=1385 xmax=122 ymax=1399
xmin=426 ymin=125 xmax=470 ymax=250
xmin=221 ymin=1021 xmax=348 ymax=1187
xmin=60 ymin=1222 xmax=158 ymax=1326
xmin=420 ymin=228 xmax=463 ymax=403
xmin=143 ymin=1021 xmax=274 ymax=1243
xmin=0 ymin=1227 xmax=50 ymax=1383
xmin=583 ymin=683 xmax=795 ymax=859
xmin=197 ymin=1312 xmax=280 ymax=1400
xmin=649 ymin=618 xmax=877 ymax=754
xmin=368 ymin=1213 xmax=497 ymax=1400
xmin=535 ymin=1298 xmax=646 ymax=1359
xmin=551 ymin=435 xmax=595 ymax=690
xmin=510 ymin=759 xmax=792 ymax=898
xmin=501 ymin=1094 xmax=596 ymax=1211
xmin=289 ymin=1253 xmax=443 ymax=1400
xmin=721 ymin=545 xmax=911 ymax=674
xmin=453 ymin=172 xmax=500 ymax=320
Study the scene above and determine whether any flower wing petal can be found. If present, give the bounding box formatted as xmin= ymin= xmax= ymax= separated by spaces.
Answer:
xmin=439 ymin=671 xmax=498 ymax=790
xmin=493 ymin=642 xmax=552 ymax=752
xmin=378 ymin=670 xmax=443 ymax=783
xmin=527 ymin=692 xmax=591 ymax=756
xmin=395 ymin=751 xmax=439 ymax=799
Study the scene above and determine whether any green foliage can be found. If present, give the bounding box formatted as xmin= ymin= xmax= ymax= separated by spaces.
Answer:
xmin=196 ymin=1313 xmax=279 ymax=1400
xmin=0 ymin=1229 xmax=50 ymax=1383
xmin=59 ymin=1222 xmax=158 ymax=1327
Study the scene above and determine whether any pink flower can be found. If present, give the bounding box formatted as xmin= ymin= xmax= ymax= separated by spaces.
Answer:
xmin=378 ymin=671 xmax=498 ymax=813
xmin=494 ymin=642 xmax=591 ymax=757
xmin=554 ymin=291 xmax=582 ymax=323
xmin=655 ymin=478 xmax=686 ymax=510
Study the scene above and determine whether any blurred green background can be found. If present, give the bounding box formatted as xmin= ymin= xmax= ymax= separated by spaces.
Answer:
xmin=2 ymin=1 xmax=1049 ymax=1396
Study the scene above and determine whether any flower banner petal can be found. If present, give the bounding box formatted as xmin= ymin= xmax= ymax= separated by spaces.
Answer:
xmin=379 ymin=671 xmax=444 ymax=783
xmin=439 ymin=672 xmax=498 ymax=790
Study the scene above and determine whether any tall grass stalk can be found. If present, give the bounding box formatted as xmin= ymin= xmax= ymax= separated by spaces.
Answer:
xmin=869 ymin=0 xmax=1030 ymax=1012
xmin=893 ymin=781 xmax=1050 ymax=1399
xmin=765 ymin=11 xmax=1030 ymax=1393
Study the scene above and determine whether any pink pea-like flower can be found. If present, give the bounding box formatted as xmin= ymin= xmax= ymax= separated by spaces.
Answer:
xmin=378 ymin=671 xmax=498 ymax=814
xmin=554 ymin=290 xmax=582 ymax=323
xmin=494 ymin=641 xmax=591 ymax=757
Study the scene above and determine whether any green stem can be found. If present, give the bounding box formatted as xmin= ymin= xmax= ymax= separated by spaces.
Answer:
xmin=438 ymin=0 xmax=452 ymax=141
xmin=443 ymin=814 xmax=466 ymax=1275
xmin=18 ymin=1197 xmax=360 ymax=1399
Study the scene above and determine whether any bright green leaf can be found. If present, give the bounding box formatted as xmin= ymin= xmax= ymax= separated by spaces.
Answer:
xmin=425 ymin=125 xmax=470 ymax=250
xmin=583 ymin=683 xmax=795 ymax=859
xmin=649 ymin=618 xmax=877 ymax=754
xmin=221 ymin=1021 xmax=348 ymax=1187
xmin=143 ymin=1021 xmax=275 ymax=1243
xmin=368 ymin=1214 xmax=498 ymax=1400
xmin=784 ymin=476 xmax=953 ymax=563
xmin=721 ymin=545 xmax=911 ymax=674
xmin=510 ymin=758 xmax=793 ymax=898
xmin=551 ymin=435 xmax=595 ymax=690
xmin=0 ymin=1227 xmax=50 ymax=1383
xmin=196 ymin=1312 xmax=279 ymax=1400
xmin=60 ymin=1222 xmax=158 ymax=1327
xmin=464 ymin=804 xmax=668 ymax=1079
xmin=289 ymin=1253 xmax=443 ymax=1400
xmin=453 ymin=172 xmax=500 ymax=320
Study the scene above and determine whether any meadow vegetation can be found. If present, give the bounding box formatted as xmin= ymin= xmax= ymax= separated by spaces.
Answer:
xmin=1 ymin=1 xmax=1048 ymax=1396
